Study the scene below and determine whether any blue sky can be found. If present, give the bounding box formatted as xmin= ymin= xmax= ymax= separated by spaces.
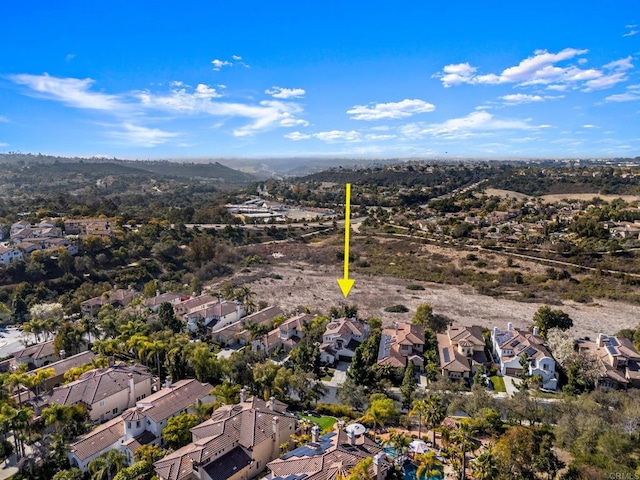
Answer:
xmin=1 ymin=1 xmax=639 ymax=159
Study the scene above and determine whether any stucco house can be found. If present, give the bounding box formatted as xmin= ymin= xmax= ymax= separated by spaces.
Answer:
xmin=47 ymin=363 xmax=154 ymax=422
xmin=0 ymin=246 xmax=23 ymax=265
xmin=154 ymin=390 xmax=298 ymax=480
xmin=319 ymin=317 xmax=369 ymax=364
xmin=81 ymin=288 xmax=140 ymax=317
xmin=577 ymin=333 xmax=640 ymax=390
xmin=212 ymin=306 xmax=284 ymax=346
xmin=377 ymin=322 xmax=425 ymax=372
xmin=68 ymin=378 xmax=214 ymax=472
xmin=11 ymin=340 xmax=58 ymax=370
xmin=437 ymin=324 xmax=488 ymax=380
xmin=266 ymin=424 xmax=391 ymax=480
xmin=252 ymin=313 xmax=314 ymax=355
xmin=491 ymin=323 xmax=558 ymax=390
xmin=185 ymin=301 xmax=246 ymax=332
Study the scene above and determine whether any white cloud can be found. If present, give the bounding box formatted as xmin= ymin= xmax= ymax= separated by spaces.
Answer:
xmin=623 ymin=26 xmax=638 ymax=37
xmin=284 ymin=131 xmax=312 ymax=141
xmin=284 ymin=130 xmax=362 ymax=143
xmin=582 ymin=124 xmax=597 ymax=128
xmin=604 ymin=56 xmax=634 ymax=71
xmin=65 ymin=53 xmax=76 ymax=62
xmin=0 ymin=116 xmax=8 ymax=123
xmin=195 ymin=83 xmax=222 ymax=98
xmin=211 ymin=59 xmax=232 ymax=71
xmin=10 ymin=73 xmax=307 ymax=139
xmin=605 ymin=92 xmax=640 ymax=102
xmin=108 ymin=123 xmax=179 ymax=147
xmin=364 ymin=133 xmax=396 ymax=140
xmin=232 ymin=55 xmax=242 ymax=61
xmin=0 ymin=142 xmax=7 ymax=147
xmin=399 ymin=111 xmax=545 ymax=139
xmin=170 ymin=81 xmax=185 ymax=87
xmin=315 ymin=130 xmax=361 ymax=142
xmin=347 ymin=98 xmax=435 ymax=120
xmin=9 ymin=74 xmax=125 ymax=111
xmin=435 ymin=48 xmax=630 ymax=91
xmin=500 ymin=94 xmax=544 ymax=105
xmin=265 ymin=86 xmax=306 ymax=99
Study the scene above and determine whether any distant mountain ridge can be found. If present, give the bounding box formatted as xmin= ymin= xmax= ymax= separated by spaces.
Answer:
xmin=0 ymin=153 xmax=255 ymax=183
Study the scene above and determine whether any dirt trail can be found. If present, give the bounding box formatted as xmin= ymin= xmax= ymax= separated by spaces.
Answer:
xmin=238 ymin=263 xmax=639 ymax=339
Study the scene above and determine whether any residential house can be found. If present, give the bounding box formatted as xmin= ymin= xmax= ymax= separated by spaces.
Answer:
xmin=11 ymin=340 xmax=58 ymax=370
xmin=437 ymin=324 xmax=488 ymax=380
xmin=185 ymin=301 xmax=246 ymax=332
xmin=81 ymin=288 xmax=140 ymax=317
xmin=252 ymin=313 xmax=314 ymax=355
xmin=68 ymin=378 xmax=214 ymax=472
xmin=212 ymin=306 xmax=284 ymax=346
xmin=491 ymin=323 xmax=558 ymax=390
xmin=174 ymin=294 xmax=219 ymax=317
xmin=64 ymin=218 xmax=114 ymax=237
xmin=266 ymin=424 xmax=391 ymax=480
xmin=319 ymin=317 xmax=369 ymax=364
xmin=377 ymin=322 xmax=425 ymax=372
xmin=145 ymin=293 xmax=184 ymax=313
xmin=154 ymin=391 xmax=298 ymax=480
xmin=47 ymin=363 xmax=154 ymax=422
xmin=0 ymin=246 xmax=23 ymax=265
xmin=577 ymin=334 xmax=640 ymax=390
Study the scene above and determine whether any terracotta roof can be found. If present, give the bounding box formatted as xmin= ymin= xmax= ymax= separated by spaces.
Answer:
xmin=268 ymin=429 xmax=389 ymax=480
xmin=69 ymin=416 xmax=125 ymax=461
xmin=241 ymin=306 xmax=284 ymax=326
xmin=203 ymin=446 xmax=252 ymax=480
xmin=154 ymin=396 xmax=296 ymax=480
xmin=49 ymin=364 xmax=151 ymax=407
xmin=437 ymin=334 xmax=472 ymax=373
xmin=145 ymin=293 xmax=182 ymax=307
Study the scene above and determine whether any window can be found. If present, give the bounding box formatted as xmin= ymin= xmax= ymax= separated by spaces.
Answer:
xmin=112 ymin=408 xmax=118 ymax=414
xmin=99 ymin=401 xmax=105 ymax=407
xmin=136 ymin=421 xmax=140 ymax=428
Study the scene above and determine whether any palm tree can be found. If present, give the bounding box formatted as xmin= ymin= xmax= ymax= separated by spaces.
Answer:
xmin=471 ymin=445 xmax=498 ymax=480
xmin=415 ymin=451 xmax=443 ymax=480
xmin=42 ymin=404 xmax=69 ymax=435
xmin=78 ymin=317 xmax=99 ymax=343
xmin=88 ymin=449 xmax=127 ymax=480
xmin=143 ymin=339 xmax=166 ymax=379
xmin=385 ymin=429 xmax=412 ymax=462
xmin=212 ymin=381 xmax=240 ymax=405
xmin=424 ymin=394 xmax=446 ymax=447
xmin=28 ymin=367 xmax=55 ymax=396
xmin=5 ymin=371 xmax=30 ymax=405
xmin=410 ymin=398 xmax=429 ymax=439
xmin=451 ymin=423 xmax=479 ymax=480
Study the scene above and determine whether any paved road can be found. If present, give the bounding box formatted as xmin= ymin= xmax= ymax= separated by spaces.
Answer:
xmin=0 ymin=327 xmax=27 ymax=359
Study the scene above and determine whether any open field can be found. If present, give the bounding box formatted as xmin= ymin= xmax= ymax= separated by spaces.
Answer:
xmin=231 ymin=262 xmax=639 ymax=340
xmin=483 ymin=187 xmax=640 ymax=204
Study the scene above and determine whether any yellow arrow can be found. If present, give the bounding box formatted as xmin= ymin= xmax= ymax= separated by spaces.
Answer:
xmin=337 ymin=183 xmax=355 ymax=297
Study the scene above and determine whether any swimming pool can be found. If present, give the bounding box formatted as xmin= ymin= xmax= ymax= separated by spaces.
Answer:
xmin=402 ymin=461 xmax=444 ymax=480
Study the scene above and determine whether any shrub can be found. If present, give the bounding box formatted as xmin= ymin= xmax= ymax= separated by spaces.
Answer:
xmin=406 ymin=284 xmax=425 ymax=291
xmin=384 ymin=305 xmax=409 ymax=313
xmin=316 ymin=403 xmax=358 ymax=419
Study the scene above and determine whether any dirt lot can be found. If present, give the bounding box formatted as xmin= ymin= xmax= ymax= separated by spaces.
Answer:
xmin=484 ymin=187 xmax=640 ymax=204
xmin=228 ymin=261 xmax=638 ymax=340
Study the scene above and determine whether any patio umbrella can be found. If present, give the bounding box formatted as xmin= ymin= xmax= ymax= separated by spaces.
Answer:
xmin=409 ymin=439 xmax=429 ymax=454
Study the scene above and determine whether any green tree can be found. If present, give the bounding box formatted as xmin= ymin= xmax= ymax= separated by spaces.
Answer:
xmin=424 ymin=393 xmax=447 ymax=447
xmin=470 ymin=446 xmax=498 ymax=480
xmin=412 ymin=304 xmax=434 ymax=327
xmin=134 ymin=444 xmax=166 ymax=464
xmin=400 ymin=361 xmax=417 ymax=410
xmin=88 ymin=449 xmax=127 ymax=480
xmin=452 ymin=423 xmax=479 ymax=480
xmin=53 ymin=468 xmax=83 ymax=480
xmin=415 ymin=451 xmax=443 ymax=480
xmin=212 ymin=380 xmax=240 ymax=405
xmin=158 ymin=302 xmax=182 ymax=333
xmin=54 ymin=322 xmax=85 ymax=357
xmin=363 ymin=394 xmax=399 ymax=434
xmin=533 ymin=305 xmax=573 ymax=338
xmin=162 ymin=413 xmax=200 ymax=449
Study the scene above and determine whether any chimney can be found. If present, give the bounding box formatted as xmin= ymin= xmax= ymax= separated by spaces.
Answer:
xmin=240 ymin=387 xmax=247 ymax=403
xmin=165 ymin=376 xmax=172 ymax=389
xmin=272 ymin=416 xmax=281 ymax=458
xmin=311 ymin=424 xmax=320 ymax=443
xmin=59 ymin=349 xmax=66 ymax=359
xmin=507 ymin=322 xmax=513 ymax=331
xmin=597 ymin=333 xmax=605 ymax=347
xmin=269 ymin=396 xmax=276 ymax=411
xmin=394 ymin=322 xmax=398 ymax=335
xmin=533 ymin=326 xmax=539 ymax=337
xmin=128 ymin=373 xmax=136 ymax=407
xmin=373 ymin=453 xmax=385 ymax=480
xmin=492 ymin=326 xmax=498 ymax=339
xmin=347 ymin=429 xmax=356 ymax=446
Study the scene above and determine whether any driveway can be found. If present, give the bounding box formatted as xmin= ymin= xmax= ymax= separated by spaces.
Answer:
xmin=503 ymin=375 xmax=521 ymax=395
xmin=320 ymin=361 xmax=349 ymax=405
